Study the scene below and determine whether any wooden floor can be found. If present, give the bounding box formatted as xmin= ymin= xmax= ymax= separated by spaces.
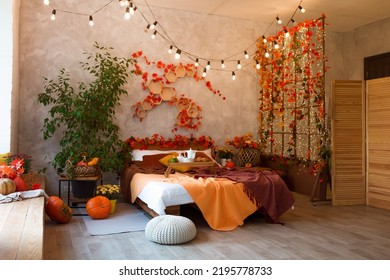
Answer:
xmin=43 ymin=193 xmax=390 ymax=260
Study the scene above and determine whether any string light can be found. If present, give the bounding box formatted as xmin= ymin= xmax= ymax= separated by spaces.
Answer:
xmin=175 ymin=49 xmax=181 ymax=59
xmin=44 ymin=1 xmax=308 ymax=79
xmin=89 ymin=15 xmax=94 ymax=26
xmin=206 ymin=61 xmax=211 ymax=71
xmin=202 ymin=68 xmax=207 ymax=77
xmin=232 ymin=71 xmax=236 ymax=81
xmin=50 ymin=9 xmax=56 ymax=21
xmin=125 ymin=7 xmax=131 ymax=20
xmin=237 ymin=60 xmax=242 ymax=69
xmin=274 ymin=42 xmax=279 ymax=49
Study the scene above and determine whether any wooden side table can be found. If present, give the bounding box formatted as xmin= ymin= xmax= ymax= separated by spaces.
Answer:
xmin=58 ymin=175 xmax=103 ymax=216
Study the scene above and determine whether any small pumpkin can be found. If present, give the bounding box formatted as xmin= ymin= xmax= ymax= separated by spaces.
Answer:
xmin=45 ymin=196 xmax=73 ymax=224
xmin=13 ymin=175 xmax=27 ymax=192
xmin=86 ymin=195 xmax=111 ymax=219
xmin=225 ymin=160 xmax=236 ymax=169
xmin=0 ymin=178 xmax=16 ymax=195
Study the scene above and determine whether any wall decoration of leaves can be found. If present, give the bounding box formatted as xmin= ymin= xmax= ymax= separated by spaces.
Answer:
xmin=254 ymin=16 xmax=329 ymax=175
xmin=131 ymin=51 xmax=224 ymax=132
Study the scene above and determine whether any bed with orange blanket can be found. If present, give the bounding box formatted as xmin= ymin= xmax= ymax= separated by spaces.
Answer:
xmin=120 ymin=149 xmax=295 ymax=231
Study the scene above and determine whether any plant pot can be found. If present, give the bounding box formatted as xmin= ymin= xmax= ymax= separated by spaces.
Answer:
xmin=110 ymin=199 xmax=117 ymax=214
xmin=71 ymin=181 xmax=96 ymax=198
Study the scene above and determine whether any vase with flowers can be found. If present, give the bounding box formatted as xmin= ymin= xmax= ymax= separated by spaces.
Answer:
xmin=226 ymin=133 xmax=263 ymax=167
xmin=96 ymin=184 xmax=121 ymax=214
xmin=215 ymin=146 xmax=234 ymax=166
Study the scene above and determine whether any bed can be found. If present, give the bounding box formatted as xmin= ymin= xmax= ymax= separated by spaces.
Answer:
xmin=120 ymin=147 xmax=295 ymax=231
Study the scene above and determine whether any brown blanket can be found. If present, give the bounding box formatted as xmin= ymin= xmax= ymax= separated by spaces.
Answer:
xmin=194 ymin=168 xmax=295 ymax=223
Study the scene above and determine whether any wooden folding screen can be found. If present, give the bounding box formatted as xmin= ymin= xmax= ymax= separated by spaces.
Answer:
xmin=331 ymin=80 xmax=365 ymax=206
xmin=366 ymin=77 xmax=390 ymax=210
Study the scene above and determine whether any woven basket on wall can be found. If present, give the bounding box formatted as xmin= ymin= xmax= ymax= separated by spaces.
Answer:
xmin=236 ymin=148 xmax=261 ymax=167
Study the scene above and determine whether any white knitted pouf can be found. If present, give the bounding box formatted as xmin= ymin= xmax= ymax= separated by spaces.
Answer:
xmin=145 ymin=215 xmax=197 ymax=245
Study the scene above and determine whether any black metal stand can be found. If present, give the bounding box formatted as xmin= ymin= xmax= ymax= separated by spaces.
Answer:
xmin=58 ymin=175 xmax=103 ymax=216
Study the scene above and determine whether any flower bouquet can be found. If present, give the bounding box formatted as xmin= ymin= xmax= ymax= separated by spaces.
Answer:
xmin=225 ymin=133 xmax=262 ymax=149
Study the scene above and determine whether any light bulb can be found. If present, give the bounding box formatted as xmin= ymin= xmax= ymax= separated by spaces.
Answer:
xmin=202 ymin=68 xmax=207 ymax=77
xmin=195 ymin=58 xmax=199 ymax=67
xmin=276 ymin=16 xmax=282 ymax=24
xmin=299 ymin=5 xmax=305 ymax=13
xmin=244 ymin=51 xmax=249 ymax=59
xmin=221 ymin=60 xmax=225 ymax=68
xmin=262 ymin=35 xmax=267 ymax=43
xmin=44 ymin=0 xmax=50 ymax=5
xmin=168 ymin=45 xmax=173 ymax=54
xmin=151 ymin=30 xmax=157 ymax=39
xmin=130 ymin=2 xmax=135 ymax=15
xmin=237 ymin=60 xmax=241 ymax=69
xmin=206 ymin=61 xmax=211 ymax=70
xmin=50 ymin=9 xmax=56 ymax=20
xmin=265 ymin=51 xmax=270 ymax=58
xmin=124 ymin=7 xmax=130 ymax=20
xmin=89 ymin=15 xmax=94 ymax=26
xmin=175 ymin=49 xmax=181 ymax=59
xmin=119 ymin=0 xmax=125 ymax=6
xmin=232 ymin=71 xmax=236 ymax=81
xmin=256 ymin=60 xmax=261 ymax=69
xmin=284 ymin=30 xmax=290 ymax=38
xmin=144 ymin=24 xmax=150 ymax=33
xmin=274 ymin=42 xmax=279 ymax=49
xmin=291 ymin=18 xmax=296 ymax=25
xmin=150 ymin=21 xmax=157 ymax=30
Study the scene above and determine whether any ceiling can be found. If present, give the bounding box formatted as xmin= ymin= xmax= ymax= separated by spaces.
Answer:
xmin=145 ymin=0 xmax=390 ymax=33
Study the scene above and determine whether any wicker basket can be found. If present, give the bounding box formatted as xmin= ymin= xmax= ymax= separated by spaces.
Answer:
xmin=73 ymin=165 xmax=100 ymax=177
xmin=236 ymin=148 xmax=261 ymax=167
xmin=20 ymin=173 xmax=38 ymax=189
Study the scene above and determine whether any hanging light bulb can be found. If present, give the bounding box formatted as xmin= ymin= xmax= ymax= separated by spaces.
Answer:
xmin=244 ymin=51 xmax=249 ymax=59
xmin=262 ymin=35 xmax=267 ymax=43
xmin=221 ymin=60 xmax=225 ymax=68
xmin=206 ymin=61 xmax=211 ymax=71
xmin=124 ymin=7 xmax=131 ymax=20
xmin=256 ymin=60 xmax=261 ymax=69
xmin=265 ymin=50 xmax=270 ymax=58
xmin=44 ymin=0 xmax=50 ymax=5
xmin=151 ymin=30 xmax=157 ymax=39
xmin=119 ymin=0 xmax=125 ymax=6
xmin=144 ymin=24 xmax=151 ymax=33
xmin=202 ymin=68 xmax=207 ymax=77
xmin=195 ymin=58 xmax=199 ymax=67
xmin=291 ymin=18 xmax=296 ymax=25
xmin=89 ymin=15 xmax=94 ymax=26
xmin=274 ymin=42 xmax=279 ymax=49
xmin=175 ymin=49 xmax=181 ymax=59
xmin=150 ymin=21 xmax=158 ymax=30
xmin=284 ymin=29 xmax=290 ymax=38
xmin=232 ymin=71 xmax=236 ymax=81
xmin=168 ymin=45 xmax=173 ymax=54
xmin=50 ymin=9 xmax=56 ymax=21
xmin=299 ymin=5 xmax=305 ymax=13
xmin=237 ymin=60 xmax=242 ymax=69
xmin=276 ymin=16 xmax=282 ymax=24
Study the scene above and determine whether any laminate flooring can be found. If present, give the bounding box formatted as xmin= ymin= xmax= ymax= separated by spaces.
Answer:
xmin=43 ymin=193 xmax=390 ymax=260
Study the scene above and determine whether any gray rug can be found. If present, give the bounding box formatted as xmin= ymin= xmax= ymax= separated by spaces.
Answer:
xmin=82 ymin=203 xmax=151 ymax=236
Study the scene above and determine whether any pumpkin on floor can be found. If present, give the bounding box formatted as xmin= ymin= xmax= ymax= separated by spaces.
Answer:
xmin=86 ymin=195 xmax=111 ymax=219
xmin=45 ymin=195 xmax=73 ymax=224
xmin=0 ymin=178 xmax=16 ymax=195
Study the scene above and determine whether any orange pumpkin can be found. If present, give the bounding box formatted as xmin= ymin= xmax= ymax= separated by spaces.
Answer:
xmin=14 ymin=175 xmax=27 ymax=192
xmin=225 ymin=160 xmax=236 ymax=168
xmin=45 ymin=196 xmax=73 ymax=224
xmin=86 ymin=196 xmax=111 ymax=219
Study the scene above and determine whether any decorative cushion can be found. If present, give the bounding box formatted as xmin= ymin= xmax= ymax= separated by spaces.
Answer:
xmin=145 ymin=215 xmax=197 ymax=245
xmin=141 ymin=153 xmax=172 ymax=169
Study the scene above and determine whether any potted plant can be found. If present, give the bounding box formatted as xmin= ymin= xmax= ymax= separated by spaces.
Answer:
xmin=37 ymin=42 xmax=135 ymax=196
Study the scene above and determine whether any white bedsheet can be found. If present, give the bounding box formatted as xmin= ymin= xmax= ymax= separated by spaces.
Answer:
xmin=137 ymin=181 xmax=194 ymax=215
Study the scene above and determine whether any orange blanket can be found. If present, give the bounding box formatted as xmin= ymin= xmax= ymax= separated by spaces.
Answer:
xmin=131 ymin=173 xmax=257 ymax=231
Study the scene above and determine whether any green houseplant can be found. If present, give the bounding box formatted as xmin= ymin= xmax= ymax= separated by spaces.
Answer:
xmin=38 ymin=42 xmax=135 ymax=180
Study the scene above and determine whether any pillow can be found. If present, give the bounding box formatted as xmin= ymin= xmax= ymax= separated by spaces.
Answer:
xmin=159 ymin=153 xmax=193 ymax=173
xmin=141 ymin=153 xmax=172 ymax=169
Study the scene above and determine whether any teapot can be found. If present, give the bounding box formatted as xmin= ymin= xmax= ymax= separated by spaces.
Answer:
xmin=177 ymin=148 xmax=196 ymax=162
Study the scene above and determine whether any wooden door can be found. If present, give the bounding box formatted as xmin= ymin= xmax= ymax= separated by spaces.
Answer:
xmin=366 ymin=77 xmax=390 ymax=210
xmin=331 ymin=80 xmax=365 ymax=206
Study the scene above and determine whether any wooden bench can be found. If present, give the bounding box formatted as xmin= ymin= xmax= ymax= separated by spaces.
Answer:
xmin=0 ymin=195 xmax=45 ymax=260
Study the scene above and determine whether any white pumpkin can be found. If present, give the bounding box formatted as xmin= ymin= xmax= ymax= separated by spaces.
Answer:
xmin=0 ymin=178 xmax=16 ymax=195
